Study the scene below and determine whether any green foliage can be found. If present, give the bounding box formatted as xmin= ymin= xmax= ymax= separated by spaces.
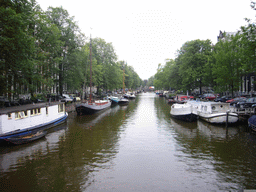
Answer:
xmin=177 ymin=39 xmax=213 ymax=93
xmin=0 ymin=0 xmax=38 ymax=98
xmin=154 ymin=40 xmax=213 ymax=93
xmin=212 ymin=32 xmax=244 ymax=96
xmin=0 ymin=0 xmax=147 ymax=99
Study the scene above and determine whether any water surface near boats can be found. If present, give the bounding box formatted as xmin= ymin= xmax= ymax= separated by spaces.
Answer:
xmin=0 ymin=93 xmax=256 ymax=191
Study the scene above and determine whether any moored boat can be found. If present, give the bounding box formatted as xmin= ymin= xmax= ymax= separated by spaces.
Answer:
xmin=109 ymin=96 xmax=119 ymax=105
xmin=248 ymin=115 xmax=256 ymax=132
xmin=76 ymin=100 xmax=111 ymax=115
xmin=75 ymin=34 xmax=111 ymax=115
xmin=0 ymin=102 xmax=68 ymax=144
xmin=128 ymin=92 xmax=136 ymax=99
xmin=170 ymin=103 xmax=197 ymax=122
xmin=196 ymin=102 xmax=238 ymax=124
xmin=118 ymin=97 xmax=129 ymax=105
xmin=5 ymin=130 xmax=47 ymax=145
xmin=124 ymin=92 xmax=136 ymax=99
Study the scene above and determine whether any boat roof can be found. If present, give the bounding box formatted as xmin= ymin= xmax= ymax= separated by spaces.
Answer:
xmin=0 ymin=102 xmax=64 ymax=115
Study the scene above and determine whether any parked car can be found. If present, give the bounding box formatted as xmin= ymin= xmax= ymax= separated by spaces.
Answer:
xmin=226 ymin=97 xmax=246 ymax=106
xmin=204 ymin=94 xmax=216 ymax=100
xmin=236 ymin=97 xmax=256 ymax=109
xmin=61 ymin=94 xmax=73 ymax=103
xmin=47 ymin=94 xmax=63 ymax=102
xmin=69 ymin=95 xmax=76 ymax=102
xmin=214 ymin=96 xmax=231 ymax=102
xmin=0 ymin=97 xmax=10 ymax=107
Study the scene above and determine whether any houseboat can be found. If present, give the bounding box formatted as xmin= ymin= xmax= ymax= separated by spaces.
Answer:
xmin=0 ymin=102 xmax=68 ymax=144
xmin=196 ymin=102 xmax=238 ymax=124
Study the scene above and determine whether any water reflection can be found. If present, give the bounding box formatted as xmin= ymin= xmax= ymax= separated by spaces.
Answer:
xmin=154 ymin=94 xmax=256 ymax=190
xmin=0 ymin=97 xmax=140 ymax=192
xmin=197 ymin=120 xmax=238 ymax=141
xmin=0 ymin=123 xmax=67 ymax=172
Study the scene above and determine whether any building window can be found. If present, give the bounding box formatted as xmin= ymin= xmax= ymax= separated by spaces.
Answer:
xmin=251 ymin=76 xmax=255 ymax=91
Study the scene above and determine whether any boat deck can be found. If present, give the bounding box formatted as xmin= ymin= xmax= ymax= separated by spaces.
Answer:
xmin=0 ymin=102 xmax=64 ymax=115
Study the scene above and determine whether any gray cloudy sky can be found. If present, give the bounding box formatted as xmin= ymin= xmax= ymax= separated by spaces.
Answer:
xmin=37 ymin=0 xmax=255 ymax=80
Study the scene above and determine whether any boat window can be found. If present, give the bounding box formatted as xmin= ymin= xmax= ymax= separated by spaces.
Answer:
xmin=15 ymin=112 xmax=25 ymax=119
xmin=8 ymin=113 xmax=12 ymax=120
xmin=38 ymin=108 xmax=41 ymax=114
xmin=24 ymin=110 xmax=28 ymax=117
xmin=15 ymin=112 xmax=19 ymax=119
xmin=58 ymin=104 xmax=64 ymax=113
xmin=31 ymin=109 xmax=34 ymax=116
xmin=212 ymin=106 xmax=216 ymax=110
xmin=46 ymin=106 xmax=48 ymax=115
xmin=20 ymin=111 xmax=25 ymax=118
xmin=204 ymin=106 xmax=207 ymax=111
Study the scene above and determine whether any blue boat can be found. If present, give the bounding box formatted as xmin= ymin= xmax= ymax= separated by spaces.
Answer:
xmin=5 ymin=130 xmax=47 ymax=145
xmin=248 ymin=115 xmax=256 ymax=132
xmin=109 ymin=96 xmax=119 ymax=105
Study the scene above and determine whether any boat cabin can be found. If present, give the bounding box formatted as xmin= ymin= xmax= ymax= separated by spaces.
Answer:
xmin=0 ymin=102 xmax=66 ymax=136
xmin=198 ymin=102 xmax=231 ymax=114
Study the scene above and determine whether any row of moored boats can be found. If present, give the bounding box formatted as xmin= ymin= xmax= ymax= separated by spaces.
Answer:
xmin=170 ymin=100 xmax=239 ymax=124
xmin=0 ymin=92 xmax=136 ymax=145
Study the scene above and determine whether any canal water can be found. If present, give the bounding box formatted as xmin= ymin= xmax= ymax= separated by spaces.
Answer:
xmin=1 ymin=92 xmax=256 ymax=191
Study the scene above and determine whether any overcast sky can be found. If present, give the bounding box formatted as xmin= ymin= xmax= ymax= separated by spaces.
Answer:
xmin=37 ymin=0 xmax=256 ymax=80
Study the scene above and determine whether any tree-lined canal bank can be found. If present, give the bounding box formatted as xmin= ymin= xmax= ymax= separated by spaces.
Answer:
xmin=1 ymin=92 xmax=256 ymax=191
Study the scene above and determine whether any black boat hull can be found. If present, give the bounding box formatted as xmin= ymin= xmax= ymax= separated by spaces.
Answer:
xmin=171 ymin=114 xmax=197 ymax=122
xmin=76 ymin=102 xmax=111 ymax=115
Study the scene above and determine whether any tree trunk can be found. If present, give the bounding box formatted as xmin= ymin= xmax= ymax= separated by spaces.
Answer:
xmin=59 ymin=63 xmax=63 ymax=96
xmin=199 ymin=80 xmax=202 ymax=95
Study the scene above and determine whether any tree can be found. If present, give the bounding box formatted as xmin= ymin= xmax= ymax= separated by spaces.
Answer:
xmin=0 ymin=0 xmax=42 ymax=99
xmin=212 ymin=33 xmax=243 ymax=97
xmin=91 ymin=38 xmax=120 ymax=91
xmin=177 ymin=39 xmax=213 ymax=94
xmin=45 ymin=6 xmax=84 ymax=95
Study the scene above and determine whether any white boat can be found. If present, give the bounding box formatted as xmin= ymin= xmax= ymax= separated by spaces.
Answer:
xmin=129 ymin=92 xmax=136 ymax=99
xmin=0 ymin=102 xmax=68 ymax=143
xmin=118 ymin=97 xmax=129 ymax=105
xmin=196 ymin=102 xmax=238 ymax=124
xmin=124 ymin=92 xmax=136 ymax=99
xmin=170 ymin=103 xmax=197 ymax=122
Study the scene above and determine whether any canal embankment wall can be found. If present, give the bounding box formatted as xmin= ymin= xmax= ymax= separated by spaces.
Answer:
xmin=65 ymin=102 xmax=77 ymax=113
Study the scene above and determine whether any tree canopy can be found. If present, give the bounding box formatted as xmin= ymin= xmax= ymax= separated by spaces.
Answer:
xmin=1 ymin=0 xmax=143 ymax=99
